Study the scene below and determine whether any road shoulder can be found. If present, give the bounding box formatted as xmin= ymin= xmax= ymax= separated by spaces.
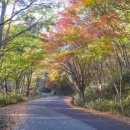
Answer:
xmin=64 ymin=97 xmax=130 ymax=125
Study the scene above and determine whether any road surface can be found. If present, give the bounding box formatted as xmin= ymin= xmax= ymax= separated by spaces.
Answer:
xmin=7 ymin=96 xmax=130 ymax=130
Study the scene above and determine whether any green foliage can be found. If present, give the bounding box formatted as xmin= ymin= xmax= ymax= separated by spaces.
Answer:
xmin=0 ymin=94 xmax=27 ymax=107
xmin=55 ymin=78 xmax=75 ymax=96
xmin=74 ymin=81 xmax=130 ymax=115
xmin=29 ymin=93 xmax=43 ymax=100
xmin=85 ymin=99 xmax=116 ymax=111
xmin=74 ymin=95 xmax=85 ymax=106
xmin=87 ymin=37 xmax=113 ymax=60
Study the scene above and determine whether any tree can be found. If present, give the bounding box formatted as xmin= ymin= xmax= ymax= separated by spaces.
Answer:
xmin=40 ymin=0 xmax=130 ymax=113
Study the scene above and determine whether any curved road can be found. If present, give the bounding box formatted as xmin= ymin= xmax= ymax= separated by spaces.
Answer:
xmin=8 ymin=96 xmax=130 ymax=130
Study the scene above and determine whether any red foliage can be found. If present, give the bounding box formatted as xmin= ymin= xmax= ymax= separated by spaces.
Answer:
xmin=55 ymin=13 xmax=78 ymax=30
xmin=116 ymin=0 xmax=122 ymax=3
xmin=39 ymin=33 xmax=49 ymax=39
xmin=41 ymin=43 xmax=57 ymax=52
xmin=101 ymin=12 xmax=117 ymax=24
xmin=45 ymin=81 xmax=56 ymax=89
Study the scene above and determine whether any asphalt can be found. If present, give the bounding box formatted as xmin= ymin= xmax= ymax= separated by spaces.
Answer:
xmin=8 ymin=96 xmax=130 ymax=130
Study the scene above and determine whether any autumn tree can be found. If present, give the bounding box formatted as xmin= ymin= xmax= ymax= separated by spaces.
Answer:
xmin=40 ymin=0 xmax=130 ymax=113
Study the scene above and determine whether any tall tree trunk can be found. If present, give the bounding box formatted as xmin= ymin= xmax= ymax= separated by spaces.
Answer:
xmin=80 ymin=90 xmax=85 ymax=103
xmin=5 ymin=0 xmax=16 ymax=40
xmin=26 ymin=69 xmax=33 ymax=97
xmin=0 ymin=1 xmax=7 ymax=46
xmin=20 ymin=74 xmax=26 ymax=94
xmin=3 ymin=77 xmax=8 ymax=97
xmin=15 ymin=79 xmax=20 ymax=91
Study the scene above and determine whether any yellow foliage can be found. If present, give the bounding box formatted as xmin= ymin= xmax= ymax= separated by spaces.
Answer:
xmin=80 ymin=0 xmax=107 ymax=5
xmin=48 ymin=69 xmax=59 ymax=81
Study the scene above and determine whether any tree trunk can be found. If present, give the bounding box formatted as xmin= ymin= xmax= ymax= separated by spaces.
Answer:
xmin=0 ymin=1 xmax=7 ymax=46
xmin=80 ymin=90 xmax=85 ymax=103
xmin=15 ymin=79 xmax=20 ymax=92
xmin=4 ymin=77 xmax=8 ymax=97
xmin=26 ymin=69 xmax=33 ymax=97
xmin=114 ymin=83 xmax=124 ymax=113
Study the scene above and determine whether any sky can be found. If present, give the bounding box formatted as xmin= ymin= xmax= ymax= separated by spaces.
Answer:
xmin=0 ymin=0 xmax=67 ymax=34
xmin=5 ymin=0 xmax=66 ymax=17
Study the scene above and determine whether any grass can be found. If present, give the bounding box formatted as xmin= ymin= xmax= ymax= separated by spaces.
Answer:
xmin=74 ymin=90 xmax=130 ymax=116
xmin=0 ymin=92 xmax=44 ymax=107
xmin=0 ymin=94 xmax=27 ymax=107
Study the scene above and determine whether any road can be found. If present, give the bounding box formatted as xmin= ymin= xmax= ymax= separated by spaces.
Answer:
xmin=7 ymin=96 xmax=130 ymax=130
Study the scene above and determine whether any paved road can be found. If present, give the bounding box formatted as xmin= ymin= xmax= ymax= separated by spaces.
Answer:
xmin=8 ymin=96 xmax=130 ymax=130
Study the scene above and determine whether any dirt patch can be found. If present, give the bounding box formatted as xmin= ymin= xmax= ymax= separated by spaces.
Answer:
xmin=0 ymin=102 xmax=27 ymax=130
xmin=0 ymin=108 xmax=13 ymax=130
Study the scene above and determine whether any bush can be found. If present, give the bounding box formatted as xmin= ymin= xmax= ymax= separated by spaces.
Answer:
xmin=123 ymin=96 xmax=130 ymax=116
xmin=85 ymin=99 xmax=116 ymax=112
xmin=0 ymin=94 xmax=27 ymax=107
xmin=0 ymin=97 xmax=12 ymax=106
xmin=13 ymin=95 xmax=27 ymax=102
xmin=29 ymin=93 xmax=43 ymax=100
xmin=74 ymin=94 xmax=130 ymax=115
xmin=74 ymin=95 xmax=85 ymax=106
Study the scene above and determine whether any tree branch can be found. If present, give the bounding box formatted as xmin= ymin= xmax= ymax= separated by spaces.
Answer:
xmin=0 ymin=0 xmax=37 ymax=25
xmin=1 ymin=17 xmax=43 ymax=46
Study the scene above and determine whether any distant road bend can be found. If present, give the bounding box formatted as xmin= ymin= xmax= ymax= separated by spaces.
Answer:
xmin=8 ymin=96 xmax=130 ymax=130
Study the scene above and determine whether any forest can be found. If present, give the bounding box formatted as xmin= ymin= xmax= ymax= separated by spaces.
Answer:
xmin=0 ymin=0 xmax=130 ymax=117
